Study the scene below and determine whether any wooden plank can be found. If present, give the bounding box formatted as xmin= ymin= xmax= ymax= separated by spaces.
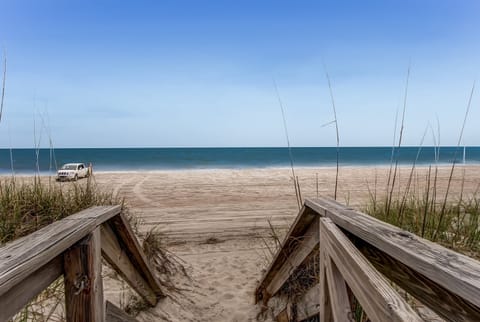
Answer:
xmin=64 ymin=228 xmax=104 ymax=322
xmin=266 ymin=216 xmax=319 ymax=298
xmin=320 ymin=217 xmax=422 ymax=322
xmin=325 ymin=256 xmax=353 ymax=322
xmin=319 ymin=235 xmax=333 ymax=322
xmin=256 ymin=205 xmax=319 ymax=303
xmin=296 ymin=284 xmax=320 ymax=321
xmin=107 ymin=213 xmax=164 ymax=299
xmin=101 ymin=224 xmax=157 ymax=306
xmin=66 ymin=205 xmax=122 ymax=225
xmin=0 ymin=206 xmax=121 ymax=297
xmin=0 ymin=256 xmax=63 ymax=322
xmin=106 ymin=300 xmax=138 ymax=322
xmin=352 ymin=235 xmax=480 ymax=322
xmin=307 ymin=197 xmax=480 ymax=308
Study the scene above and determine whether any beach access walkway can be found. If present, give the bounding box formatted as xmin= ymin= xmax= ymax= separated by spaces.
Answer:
xmin=2 ymin=166 xmax=480 ymax=321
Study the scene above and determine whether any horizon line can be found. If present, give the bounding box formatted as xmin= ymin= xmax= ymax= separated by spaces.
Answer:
xmin=0 ymin=145 xmax=477 ymax=150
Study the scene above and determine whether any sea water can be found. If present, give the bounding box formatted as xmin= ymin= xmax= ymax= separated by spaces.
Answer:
xmin=0 ymin=147 xmax=479 ymax=175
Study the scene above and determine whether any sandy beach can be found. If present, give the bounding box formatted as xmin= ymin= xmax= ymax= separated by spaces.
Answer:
xmin=80 ymin=165 xmax=480 ymax=321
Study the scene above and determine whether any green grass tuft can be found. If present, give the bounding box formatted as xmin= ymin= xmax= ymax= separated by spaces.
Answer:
xmin=0 ymin=176 xmax=123 ymax=245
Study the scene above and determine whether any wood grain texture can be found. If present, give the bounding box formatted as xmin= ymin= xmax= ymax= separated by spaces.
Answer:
xmin=325 ymin=256 xmax=354 ymax=322
xmin=319 ymin=235 xmax=333 ymax=322
xmin=64 ymin=228 xmax=104 ymax=322
xmin=351 ymin=234 xmax=480 ymax=322
xmin=0 ymin=206 xmax=120 ymax=297
xmin=320 ymin=217 xmax=422 ymax=322
xmin=105 ymin=300 xmax=138 ymax=322
xmin=266 ymin=216 xmax=319 ymax=298
xmin=255 ymin=205 xmax=319 ymax=303
xmin=107 ymin=213 xmax=163 ymax=299
xmin=0 ymin=204 xmax=163 ymax=321
xmin=0 ymin=256 xmax=63 ymax=322
xmin=101 ymin=223 xmax=157 ymax=306
xmin=306 ymin=197 xmax=480 ymax=309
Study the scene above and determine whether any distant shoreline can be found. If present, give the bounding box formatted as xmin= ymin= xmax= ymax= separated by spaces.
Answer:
xmin=3 ymin=163 xmax=480 ymax=177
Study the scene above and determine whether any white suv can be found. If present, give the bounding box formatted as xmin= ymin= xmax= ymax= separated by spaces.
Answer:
xmin=56 ymin=163 xmax=90 ymax=181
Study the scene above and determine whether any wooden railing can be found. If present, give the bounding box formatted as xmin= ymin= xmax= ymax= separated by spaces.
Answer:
xmin=0 ymin=206 xmax=163 ymax=322
xmin=256 ymin=197 xmax=480 ymax=322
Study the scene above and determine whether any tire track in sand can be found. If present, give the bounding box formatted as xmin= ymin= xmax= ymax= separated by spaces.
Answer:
xmin=132 ymin=175 xmax=161 ymax=207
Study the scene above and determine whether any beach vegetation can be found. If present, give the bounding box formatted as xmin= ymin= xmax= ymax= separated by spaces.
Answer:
xmin=0 ymin=176 xmax=185 ymax=320
xmin=274 ymin=79 xmax=303 ymax=210
xmin=323 ymin=63 xmax=340 ymax=200
xmin=366 ymin=82 xmax=479 ymax=257
xmin=366 ymin=167 xmax=480 ymax=258
xmin=0 ymin=176 xmax=120 ymax=245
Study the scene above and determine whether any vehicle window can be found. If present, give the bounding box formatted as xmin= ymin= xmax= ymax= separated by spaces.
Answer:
xmin=61 ymin=165 xmax=77 ymax=170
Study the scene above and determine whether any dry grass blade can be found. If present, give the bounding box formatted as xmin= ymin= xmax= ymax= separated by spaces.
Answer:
xmin=273 ymin=79 xmax=302 ymax=210
xmin=386 ymin=105 xmax=400 ymax=196
xmin=323 ymin=63 xmax=340 ymax=200
xmin=433 ymin=81 xmax=476 ymax=241
xmin=397 ymin=124 xmax=428 ymax=225
xmin=385 ymin=63 xmax=411 ymax=219
xmin=267 ymin=218 xmax=282 ymax=251
xmin=0 ymin=53 xmax=6 ymax=123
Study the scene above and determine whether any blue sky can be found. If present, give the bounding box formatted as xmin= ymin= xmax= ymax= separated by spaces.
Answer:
xmin=0 ymin=0 xmax=479 ymax=147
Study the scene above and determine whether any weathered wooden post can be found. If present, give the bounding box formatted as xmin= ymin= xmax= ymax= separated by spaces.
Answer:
xmin=64 ymin=228 xmax=104 ymax=322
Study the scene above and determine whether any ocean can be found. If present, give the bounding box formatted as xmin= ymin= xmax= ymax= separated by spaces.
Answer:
xmin=0 ymin=147 xmax=479 ymax=175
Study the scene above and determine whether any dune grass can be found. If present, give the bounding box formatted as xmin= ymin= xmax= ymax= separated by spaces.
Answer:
xmin=366 ymin=81 xmax=479 ymax=258
xmin=0 ymin=176 xmax=185 ymax=321
xmin=0 ymin=176 xmax=123 ymax=245
xmin=365 ymin=167 xmax=480 ymax=258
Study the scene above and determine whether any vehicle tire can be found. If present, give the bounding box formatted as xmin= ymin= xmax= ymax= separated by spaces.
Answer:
xmin=74 ymin=174 xmax=78 ymax=181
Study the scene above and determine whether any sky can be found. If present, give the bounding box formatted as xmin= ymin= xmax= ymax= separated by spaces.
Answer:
xmin=0 ymin=0 xmax=479 ymax=148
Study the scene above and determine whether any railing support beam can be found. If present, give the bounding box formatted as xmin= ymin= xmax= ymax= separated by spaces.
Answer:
xmin=64 ymin=228 xmax=104 ymax=322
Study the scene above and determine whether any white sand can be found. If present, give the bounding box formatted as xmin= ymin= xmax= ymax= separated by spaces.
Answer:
xmin=89 ymin=165 xmax=480 ymax=321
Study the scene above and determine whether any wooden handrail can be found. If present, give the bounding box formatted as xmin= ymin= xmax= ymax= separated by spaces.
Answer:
xmin=320 ymin=217 xmax=422 ymax=321
xmin=309 ymin=197 xmax=480 ymax=321
xmin=0 ymin=205 xmax=163 ymax=322
xmin=256 ymin=197 xmax=480 ymax=322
